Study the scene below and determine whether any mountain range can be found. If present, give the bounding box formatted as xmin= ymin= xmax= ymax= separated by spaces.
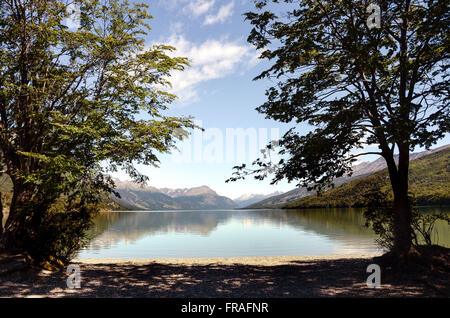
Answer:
xmin=285 ymin=145 xmax=450 ymax=208
xmin=110 ymin=181 xmax=285 ymax=210
xmin=350 ymin=144 xmax=450 ymax=176
xmin=2 ymin=145 xmax=447 ymax=212
xmin=233 ymin=192 xmax=284 ymax=208
xmin=244 ymin=144 xmax=450 ymax=209
xmin=111 ymin=180 xmax=237 ymax=210
xmin=107 ymin=144 xmax=449 ymax=210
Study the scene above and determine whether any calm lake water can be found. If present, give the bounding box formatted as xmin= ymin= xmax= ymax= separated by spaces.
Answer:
xmin=76 ymin=207 xmax=450 ymax=259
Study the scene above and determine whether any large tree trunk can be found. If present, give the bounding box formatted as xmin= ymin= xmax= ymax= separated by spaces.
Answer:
xmin=386 ymin=143 xmax=413 ymax=256
xmin=1 ymin=178 xmax=35 ymax=249
xmin=392 ymin=182 xmax=413 ymax=255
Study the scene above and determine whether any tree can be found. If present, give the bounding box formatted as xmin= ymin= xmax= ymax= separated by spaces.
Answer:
xmin=228 ymin=0 xmax=449 ymax=257
xmin=0 ymin=0 xmax=195 ymax=262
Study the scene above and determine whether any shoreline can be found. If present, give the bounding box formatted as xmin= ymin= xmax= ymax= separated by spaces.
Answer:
xmin=2 ymin=252 xmax=449 ymax=297
xmin=74 ymin=253 xmax=382 ymax=266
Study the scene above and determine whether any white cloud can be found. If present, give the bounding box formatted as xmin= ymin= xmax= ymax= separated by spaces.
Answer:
xmin=160 ymin=34 xmax=258 ymax=106
xmin=184 ymin=0 xmax=216 ymax=17
xmin=163 ymin=0 xmax=234 ymax=25
xmin=204 ymin=1 xmax=234 ymax=25
xmin=169 ymin=21 xmax=184 ymax=34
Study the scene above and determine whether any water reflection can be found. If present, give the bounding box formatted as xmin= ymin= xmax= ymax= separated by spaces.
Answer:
xmin=78 ymin=207 xmax=450 ymax=258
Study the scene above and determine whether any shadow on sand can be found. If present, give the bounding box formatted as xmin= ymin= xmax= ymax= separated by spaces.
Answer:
xmin=1 ymin=257 xmax=448 ymax=297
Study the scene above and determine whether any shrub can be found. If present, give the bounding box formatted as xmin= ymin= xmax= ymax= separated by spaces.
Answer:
xmin=18 ymin=198 xmax=99 ymax=267
xmin=363 ymin=187 xmax=450 ymax=251
xmin=363 ymin=188 xmax=395 ymax=250
xmin=411 ymin=210 xmax=450 ymax=247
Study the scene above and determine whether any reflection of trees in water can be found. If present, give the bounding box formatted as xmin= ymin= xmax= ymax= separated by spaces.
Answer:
xmin=83 ymin=207 xmax=450 ymax=252
xmin=248 ymin=207 xmax=450 ymax=247
xmin=84 ymin=211 xmax=232 ymax=249
xmin=246 ymin=208 xmax=377 ymax=240
xmin=84 ymin=209 xmax=376 ymax=251
xmin=416 ymin=207 xmax=450 ymax=246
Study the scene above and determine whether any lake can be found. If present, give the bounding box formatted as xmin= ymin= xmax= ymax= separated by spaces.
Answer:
xmin=76 ymin=207 xmax=450 ymax=259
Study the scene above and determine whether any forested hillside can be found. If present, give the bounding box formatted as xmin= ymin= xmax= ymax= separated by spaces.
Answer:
xmin=285 ymin=147 xmax=450 ymax=209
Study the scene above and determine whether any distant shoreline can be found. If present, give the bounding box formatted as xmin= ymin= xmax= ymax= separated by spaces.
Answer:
xmin=101 ymin=204 xmax=450 ymax=212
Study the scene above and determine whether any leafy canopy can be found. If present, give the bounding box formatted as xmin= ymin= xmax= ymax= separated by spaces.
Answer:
xmin=0 ymin=0 xmax=195 ymax=199
xmin=0 ymin=0 xmax=198 ymax=262
xmin=228 ymin=0 xmax=449 ymax=189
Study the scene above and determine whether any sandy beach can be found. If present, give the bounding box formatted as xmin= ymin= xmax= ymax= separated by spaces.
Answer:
xmin=1 ymin=253 xmax=448 ymax=298
xmin=75 ymin=253 xmax=381 ymax=266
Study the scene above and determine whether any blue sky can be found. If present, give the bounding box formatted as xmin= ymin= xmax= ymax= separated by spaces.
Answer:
xmin=112 ymin=0 xmax=296 ymax=198
xmin=111 ymin=0 xmax=450 ymax=199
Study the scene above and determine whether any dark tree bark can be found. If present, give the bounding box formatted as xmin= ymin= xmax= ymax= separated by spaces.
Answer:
xmin=392 ymin=189 xmax=413 ymax=255
xmin=393 ymin=144 xmax=413 ymax=255
xmin=1 ymin=178 xmax=35 ymax=249
xmin=384 ymin=143 xmax=413 ymax=256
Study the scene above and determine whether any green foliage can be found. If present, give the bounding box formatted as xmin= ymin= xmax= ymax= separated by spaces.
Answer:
xmin=411 ymin=209 xmax=450 ymax=247
xmin=286 ymin=147 xmax=450 ymax=208
xmin=22 ymin=201 xmax=98 ymax=265
xmin=229 ymin=0 xmax=449 ymax=192
xmin=0 ymin=0 xmax=195 ymax=188
xmin=0 ymin=0 xmax=196 ymax=263
xmin=363 ymin=188 xmax=397 ymax=250
xmin=228 ymin=0 xmax=450 ymax=254
xmin=364 ymin=187 xmax=450 ymax=250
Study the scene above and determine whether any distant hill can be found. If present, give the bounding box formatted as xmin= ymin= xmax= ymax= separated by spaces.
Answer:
xmin=350 ymin=144 xmax=450 ymax=176
xmin=0 ymin=176 xmax=237 ymax=212
xmin=285 ymin=146 xmax=450 ymax=209
xmin=244 ymin=174 xmax=366 ymax=209
xmin=1 ymin=176 xmax=238 ymax=211
xmin=111 ymin=180 xmax=238 ymax=210
xmin=234 ymin=192 xmax=284 ymax=208
xmin=247 ymin=144 xmax=450 ymax=209
xmin=160 ymin=185 xmax=217 ymax=198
